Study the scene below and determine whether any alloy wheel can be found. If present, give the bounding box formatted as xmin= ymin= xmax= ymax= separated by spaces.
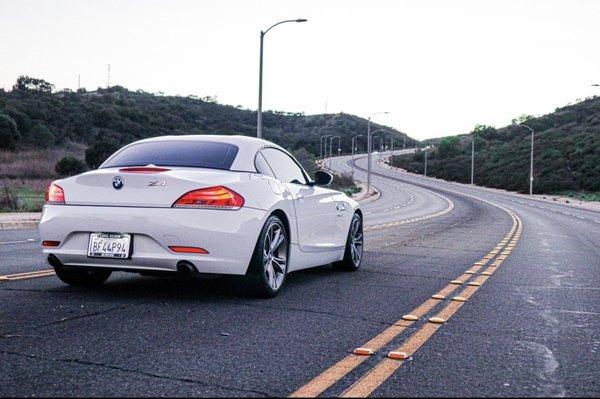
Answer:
xmin=263 ymin=221 xmax=287 ymax=290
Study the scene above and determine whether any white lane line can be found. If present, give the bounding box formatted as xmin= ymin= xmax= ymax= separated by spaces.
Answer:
xmin=0 ymin=238 xmax=36 ymax=245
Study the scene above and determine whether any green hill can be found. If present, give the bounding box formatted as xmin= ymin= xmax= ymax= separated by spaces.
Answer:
xmin=391 ymin=97 xmax=600 ymax=196
xmin=0 ymin=76 xmax=412 ymax=172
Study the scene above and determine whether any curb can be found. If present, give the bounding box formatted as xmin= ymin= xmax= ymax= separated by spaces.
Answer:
xmin=358 ymin=187 xmax=381 ymax=205
xmin=0 ymin=221 xmax=39 ymax=230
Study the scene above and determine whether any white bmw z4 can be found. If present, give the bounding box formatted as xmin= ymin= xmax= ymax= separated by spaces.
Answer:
xmin=40 ymin=135 xmax=363 ymax=297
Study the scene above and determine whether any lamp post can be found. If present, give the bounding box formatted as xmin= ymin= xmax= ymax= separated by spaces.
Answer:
xmin=351 ymin=134 xmax=362 ymax=176
xmin=515 ymin=124 xmax=535 ymax=195
xmin=390 ymin=137 xmax=395 ymax=168
xmin=320 ymin=135 xmax=330 ymax=160
xmin=329 ymin=136 xmax=340 ymax=168
xmin=469 ymin=136 xmax=475 ymax=185
xmin=424 ymin=147 xmax=428 ymax=177
xmin=257 ymin=18 xmax=307 ymax=139
xmin=367 ymin=112 xmax=389 ymax=195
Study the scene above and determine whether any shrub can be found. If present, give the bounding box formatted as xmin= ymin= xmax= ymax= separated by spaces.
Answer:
xmin=0 ymin=113 xmax=20 ymax=150
xmin=85 ymin=139 xmax=120 ymax=169
xmin=55 ymin=156 xmax=87 ymax=177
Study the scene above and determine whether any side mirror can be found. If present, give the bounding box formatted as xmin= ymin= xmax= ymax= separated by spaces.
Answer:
xmin=314 ymin=170 xmax=333 ymax=186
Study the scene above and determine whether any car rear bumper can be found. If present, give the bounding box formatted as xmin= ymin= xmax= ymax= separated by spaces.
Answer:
xmin=39 ymin=205 xmax=266 ymax=275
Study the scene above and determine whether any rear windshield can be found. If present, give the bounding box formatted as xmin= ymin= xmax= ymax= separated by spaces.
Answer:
xmin=101 ymin=141 xmax=239 ymax=170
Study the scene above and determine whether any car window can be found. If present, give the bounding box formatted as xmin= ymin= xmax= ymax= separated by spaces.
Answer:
xmin=255 ymin=152 xmax=276 ymax=178
xmin=261 ymin=148 xmax=308 ymax=185
xmin=101 ymin=140 xmax=239 ymax=170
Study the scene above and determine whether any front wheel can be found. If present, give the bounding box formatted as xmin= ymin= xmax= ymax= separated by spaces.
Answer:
xmin=333 ymin=212 xmax=363 ymax=271
xmin=54 ymin=266 xmax=112 ymax=287
xmin=246 ymin=215 xmax=289 ymax=298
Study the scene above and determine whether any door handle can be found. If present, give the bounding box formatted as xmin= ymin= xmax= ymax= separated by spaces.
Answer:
xmin=297 ymin=194 xmax=304 ymax=201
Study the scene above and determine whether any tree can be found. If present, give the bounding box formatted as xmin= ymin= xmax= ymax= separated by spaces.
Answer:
xmin=55 ymin=156 xmax=87 ymax=176
xmin=292 ymin=147 xmax=317 ymax=176
xmin=437 ymin=136 xmax=460 ymax=158
xmin=85 ymin=139 xmax=121 ymax=169
xmin=0 ymin=113 xmax=21 ymax=150
xmin=29 ymin=123 xmax=55 ymax=148
xmin=13 ymin=76 xmax=54 ymax=93
xmin=511 ymin=114 xmax=535 ymax=125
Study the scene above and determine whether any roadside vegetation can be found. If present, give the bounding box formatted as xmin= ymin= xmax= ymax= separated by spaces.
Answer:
xmin=391 ymin=96 xmax=600 ymax=198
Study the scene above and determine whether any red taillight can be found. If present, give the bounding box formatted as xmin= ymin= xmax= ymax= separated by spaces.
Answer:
xmin=172 ymin=186 xmax=245 ymax=210
xmin=42 ymin=240 xmax=61 ymax=247
xmin=118 ymin=166 xmax=171 ymax=173
xmin=45 ymin=183 xmax=65 ymax=204
xmin=169 ymin=246 xmax=209 ymax=254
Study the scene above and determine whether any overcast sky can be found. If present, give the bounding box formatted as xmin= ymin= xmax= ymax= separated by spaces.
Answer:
xmin=1 ymin=0 xmax=599 ymax=139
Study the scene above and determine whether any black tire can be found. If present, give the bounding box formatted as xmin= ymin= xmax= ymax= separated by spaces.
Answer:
xmin=54 ymin=266 xmax=112 ymax=287
xmin=333 ymin=212 xmax=363 ymax=271
xmin=246 ymin=215 xmax=289 ymax=298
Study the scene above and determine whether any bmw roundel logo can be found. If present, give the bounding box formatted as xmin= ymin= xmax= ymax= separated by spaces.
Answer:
xmin=112 ymin=176 xmax=124 ymax=190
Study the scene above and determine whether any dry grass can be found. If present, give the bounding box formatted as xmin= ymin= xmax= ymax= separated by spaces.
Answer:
xmin=0 ymin=143 xmax=86 ymax=179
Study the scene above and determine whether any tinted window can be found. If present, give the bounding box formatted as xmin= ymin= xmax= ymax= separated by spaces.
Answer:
xmin=261 ymin=148 xmax=307 ymax=185
xmin=255 ymin=152 xmax=275 ymax=178
xmin=102 ymin=141 xmax=239 ymax=170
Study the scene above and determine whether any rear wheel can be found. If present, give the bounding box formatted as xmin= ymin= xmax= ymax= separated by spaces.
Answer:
xmin=54 ymin=266 xmax=112 ymax=287
xmin=333 ymin=212 xmax=363 ymax=271
xmin=246 ymin=215 xmax=288 ymax=298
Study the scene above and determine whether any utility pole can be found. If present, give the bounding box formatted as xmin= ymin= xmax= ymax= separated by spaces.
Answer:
xmin=424 ymin=148 xmax=428 ymax=177
xmin=107 ymin=64 xmax=111 ymax=88
xmin=77 ymin=74 xmax=81 ymax=90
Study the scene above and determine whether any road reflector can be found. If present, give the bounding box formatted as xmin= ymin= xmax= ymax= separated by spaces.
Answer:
xmin=428 ymin=317 xmax=446 ymax=324
xmin=402 ymin=314 xmax=419 ymax=321
xmin=465 ymin=270 xmax=475 ymax=274
xmin=432 ymin=294 xmax=445 ymax=300
xmin=353 ymin=348 xmax=375 ymax=356
xmin=451 ymin=296 xmax=467 ymax=302
xmin=481 ymin=271 xmax=492 ymax=276
xmin=0 ymin=276 xmax=7 ymax=281
xmin=387 ymin=351 xmax=409 ymax=360
xmin=450 ymin=280 xmax=463 ymax=285
xmin=467 ymin=281 xmax=482 ymax=286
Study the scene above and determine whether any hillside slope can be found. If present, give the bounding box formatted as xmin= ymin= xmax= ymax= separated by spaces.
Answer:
xmin=0 ymin=77 xmax=412 ymax=171
xmin=392 ymin=97 xmax=600 ymax=195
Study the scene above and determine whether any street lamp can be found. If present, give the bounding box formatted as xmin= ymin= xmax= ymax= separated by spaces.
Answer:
xmin=515 ymin=124 xmax=535 ymax=195
xmin=320 ymin=135 xmax=330 ymax=160
xmin=468 ymin=136 xmax=475 ymax=185
xmin=390 ymin=137 xmax=395 ymax=168
xmin=351 ymin=134 xmax=363 ymax=176
xmin=257 ymin=18 xmax=307 ymax=139
xmin=329 ymin=136 xmax=340 ymax=168
xmin=367 ymin=112 xmax=389 ymax=195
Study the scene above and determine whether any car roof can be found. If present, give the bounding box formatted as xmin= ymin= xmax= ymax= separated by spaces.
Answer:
xmin=112 ymin=134 xmax=287 ymax=172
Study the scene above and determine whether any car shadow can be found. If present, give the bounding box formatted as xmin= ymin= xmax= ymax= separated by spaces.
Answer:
xmin=51 ymin=263 xmax=345 ymax=303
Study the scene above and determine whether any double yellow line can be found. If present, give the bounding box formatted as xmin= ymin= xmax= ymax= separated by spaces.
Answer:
xmin=0 ymin=269 xmax=55 ymax=282
xmin=291 ymin=206 xmax=523 ymax=397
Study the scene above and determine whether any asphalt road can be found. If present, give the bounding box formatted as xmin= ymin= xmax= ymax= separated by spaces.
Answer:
xmin=1 ymin=154 xmax=599 ymax=397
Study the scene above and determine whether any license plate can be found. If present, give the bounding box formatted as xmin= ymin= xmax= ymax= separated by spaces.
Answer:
xmin=88 ymin=233 xmax=132 ymax=259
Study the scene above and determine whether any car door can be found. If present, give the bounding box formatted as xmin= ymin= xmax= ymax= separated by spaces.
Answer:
xmin=330 ymin=191 xmax=353 ymax=247
xmin=260 ymin=148 xmax=337 ymax=252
